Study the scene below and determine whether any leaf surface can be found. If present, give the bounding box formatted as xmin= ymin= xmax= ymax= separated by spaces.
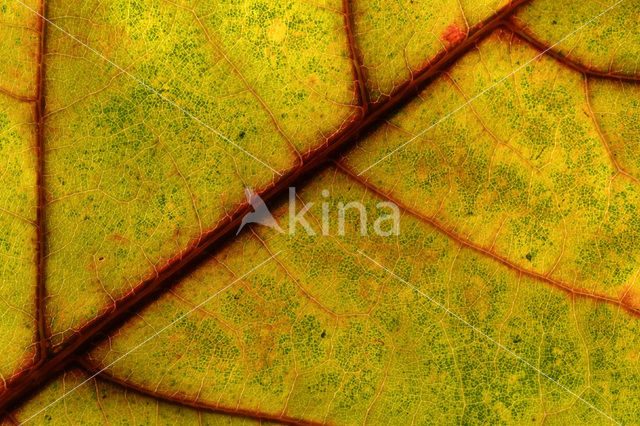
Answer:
xmin=1 ymin=0 xmax=640 ymax=424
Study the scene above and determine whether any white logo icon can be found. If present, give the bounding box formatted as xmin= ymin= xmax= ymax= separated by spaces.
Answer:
xmin=237 ymin=187 xmax=400 ymax=236
xmin=236 ymin=188 xmax=284 ymax=235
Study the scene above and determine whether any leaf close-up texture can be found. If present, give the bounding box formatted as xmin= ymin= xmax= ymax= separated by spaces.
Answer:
xmin=1 ymin=0 xmax=640 ymax=424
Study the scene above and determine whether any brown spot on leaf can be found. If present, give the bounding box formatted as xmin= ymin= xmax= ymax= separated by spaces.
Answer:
xmin=442 ymin=23 xmax=466 ymax=46
xmin=110 ymin=234 xmax=130 ymax=243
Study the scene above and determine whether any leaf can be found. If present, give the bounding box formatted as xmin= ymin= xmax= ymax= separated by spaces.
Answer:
xmin=13 ymin=369 xmax=281 ymax=424
xmin=1 ymin=0 xmax=640 ymax=424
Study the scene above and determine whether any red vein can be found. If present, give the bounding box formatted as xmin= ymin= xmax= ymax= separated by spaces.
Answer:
xmin=33 ymin=0 xmax=49 ymax=365
xmin=505 ymin=20 xmax=640 ymax=82
xmin=75 ymin=359 xmax=320 ymax=426
xmin=582 ymin=75 xmax=639 ymax=184
xmin=342 ymin=0 xmax=370 ymax=113
xmin=0 ymin=0 xmax=532 ymax=415
xmin=0 ymin=86 xmax=36 ymax=103
xmin=334 ymin=161 xmax=640 ymax=318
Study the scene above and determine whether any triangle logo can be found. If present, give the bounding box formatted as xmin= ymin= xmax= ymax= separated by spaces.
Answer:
xmin=236 ymin=188 xmax=284 ymax=235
